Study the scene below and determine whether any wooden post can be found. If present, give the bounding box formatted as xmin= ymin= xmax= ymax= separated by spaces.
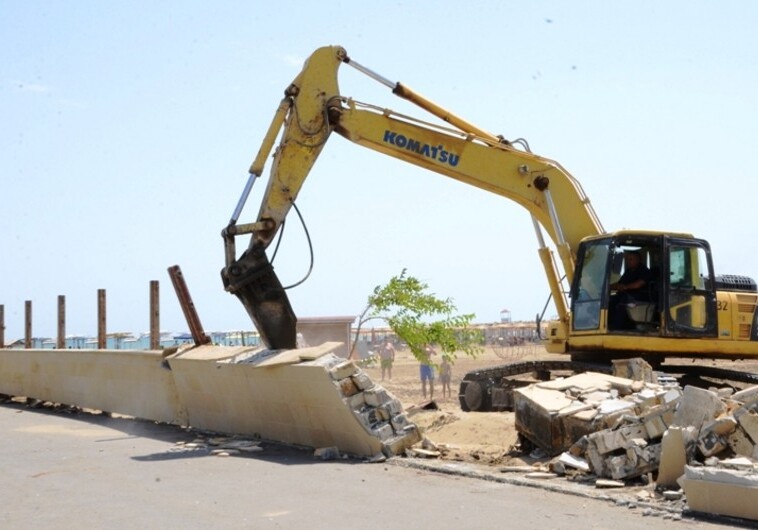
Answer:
xmin=57 ymin=295 xmax=66 ymax=349
xmin=149 ymin=280 xmax=160 ymax=350
xmin=25 ymin=300 xmax=32 ymax=349
xmin=97 ymin=289 xmax=106 ymax=349
xmin=167 ymin=265 xmax=211 ymax=346
xmin=0 ymin=304 xmax=4 ymax=348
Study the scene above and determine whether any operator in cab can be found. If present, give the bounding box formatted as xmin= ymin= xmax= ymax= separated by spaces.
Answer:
xmin=608 ymin=250 xmax=652 ymax=330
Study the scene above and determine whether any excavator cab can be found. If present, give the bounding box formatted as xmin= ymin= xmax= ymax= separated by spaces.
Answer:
xmin=570 ymin=232 xmax=718 ymax=338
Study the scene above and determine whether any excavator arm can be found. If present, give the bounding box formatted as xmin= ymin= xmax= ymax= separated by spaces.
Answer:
xmin=221 ymin=45 xmax=604 ymax=349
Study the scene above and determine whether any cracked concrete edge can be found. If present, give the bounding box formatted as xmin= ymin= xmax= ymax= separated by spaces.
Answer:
xmin=388 ymin=457 xmax=687 ymax=517
xmin=394 ymin=457 xmax=758 ymax=525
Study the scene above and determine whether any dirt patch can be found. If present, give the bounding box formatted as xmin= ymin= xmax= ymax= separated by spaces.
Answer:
xmin=362 ymin=344 xmax=538 ymax=466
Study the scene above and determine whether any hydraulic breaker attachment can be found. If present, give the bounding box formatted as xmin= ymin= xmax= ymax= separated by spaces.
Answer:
xmin=220 ymin=246 xmax=297 ymax=350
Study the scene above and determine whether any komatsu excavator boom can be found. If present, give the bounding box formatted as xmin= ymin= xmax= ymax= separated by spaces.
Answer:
xmin=221 ymin=45 xmax=603 ymax=349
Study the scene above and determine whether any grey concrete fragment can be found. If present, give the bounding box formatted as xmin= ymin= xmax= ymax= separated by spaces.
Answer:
xmin=330 ymin=361 xmax=358 ymax=381
xmin=345 ymin=392 xmax=366 ymax=410
xmin=337 ymin=377 xmax=359 ymax=397
xmin=390 ymin=413 xmax=412 ymax=433
xmin=732 ymin=385 xmax=758 ymax=404
xmin=314 ymin=446 xmax=340 ymax=460
xmin=589 ymin=423 xmax=647 ymax=455
xmin=612 ymin=358 xmax=656 ymax=383
xmin=373 ymin=422 xmax=395 ymax=441
xmin=672 ymin=386 xmax=725 ymax=433
xmin=596 ymin=479 xmax=625 ymax=488
xmin=364 ymin=386 xmax=390 ymax=407
xmin=727 ymin=425 xmax=755 ymax=458
xmin=558 ymin=452 xmax=590 ymax=472
xmin=698 ymin=431 xmax=728 ymax=458
xmin=657 ymin=426 xmax=688 ymax=489
xmin=735 ymin=407 xmax=758 ymax=443
xmin=351 ymin=371 xmax=374 ymax=391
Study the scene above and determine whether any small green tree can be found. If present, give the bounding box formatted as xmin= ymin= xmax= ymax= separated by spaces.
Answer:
xmin=350 ymin=269 xmax=482 ymax=363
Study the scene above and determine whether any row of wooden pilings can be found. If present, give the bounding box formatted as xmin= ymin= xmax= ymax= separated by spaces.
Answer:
xmin=0 ymin=265 xmax=210 ymax=350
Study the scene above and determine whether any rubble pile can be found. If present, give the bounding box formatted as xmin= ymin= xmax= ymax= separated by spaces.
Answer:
xmin=512 ymin=359 xmax=758 ymax=521
xmin=326 ymin=357 xmax=422 ymax=457
xmin=514 ymin=360 xmax=681 ymax=463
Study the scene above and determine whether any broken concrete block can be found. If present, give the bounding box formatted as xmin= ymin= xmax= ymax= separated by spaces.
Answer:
xmin=596 ymin=479 xmax=625 ymax=488
xmin=381 ymin=427 xmax=422 ymax=457
xmin=698 ymin=431 xmax=728 ymax=458
xmin=516 ymin=374 xmax=616 ymax=454
xmin=679 ymin=464 xmax=758 ymax=521
xmin=701 ymin=416 xmax=737 ymax=437
xmin=727 ymin=425 xmax=755 ymax=458
xmin=375 ymin=405 xmax=391 ymax=421
xmin=612 ymin=358 xmax=656 ymax=383
xmin=643 ymin=414 xmax=669 ymax=440
xmin=597 ymin=399 xmax=636 ymax=416
xmin=330 ymin=361 xmax=358 ymax=381
xmin=373 ymin=422 xmax=395 ymax=441
xmin=721 ymin=456 xmax=757 ymax=470
xmin=364 ymin=387 xmax=390 ymax=407
xmin=736 ymin=408 xmax=758 ymax=443
xmin=345 ymin=392 xmax=365 ymax=410
xmin=607 ymin=443 xmax=661 ymax=480
xmin=657 ymin=426 xmax=688 ymax=489
xmin=385 ymin=398 xmax=403 ymax=416
xmin=525 ymin=472 xmax=558 ymax=479
xmin=558 ymin=452 xmax=590 ymax=472
xmin=672 ymin=386 xmax=725 ymax=433
xmin=732 ymin=385 xmax=758 ymax=404
xmin=351 ymin=371 xmax=374 ymax=391
xmin=589 ymin=423 xmax=648 ymax=455
xmin=640 ymin=401 xmax=677 ymax=439
xmin=355 ymin=408 xmax=380 ymax=431
xmin=390 ymin=413 xmax=412 ymax=433
xmin=337 ymin=377 xmax=360 ymax=397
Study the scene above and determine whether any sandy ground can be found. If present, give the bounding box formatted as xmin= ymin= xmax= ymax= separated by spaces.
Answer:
xmin=361 ymin=344 xmax=544 ymax=466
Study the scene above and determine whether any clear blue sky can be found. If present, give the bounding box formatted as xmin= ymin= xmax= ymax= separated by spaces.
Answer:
xmin=2 ymin=1 xmax=757 ymax=339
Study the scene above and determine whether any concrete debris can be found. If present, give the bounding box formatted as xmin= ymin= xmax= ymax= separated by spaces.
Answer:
xmin=314 ymin=446 xmax=341 ymax=460
xmin=557 ymin=452 xmax=590 ymax=472
xmin=612 ymin=358 xmax=657 ymax=383
xmin=406 ymin=447 xmax=441 ymax=458
xmin=514 ymin=368 xmax=679 ymax=456
xmin=365 ymin=453 xmax=386 ymax=463
xmin=515 ymin=359 xmax=758 ymax=521
xmin=671 ymin=386 xmax=725 ymax=432
xmin=661 ymin=489 xmax=683 ymax=501
xmin=525 ymin=472 xmax=558 ymax=480
xmin=656 ymin=426 xmax=692 ymax=489
xmin=679 ymin=463 xmax=758 ymax=521
xmin=595 ymin=479 xmax=625 ymax=488
xmin=327 ymin=358 xmax=422 ymax=457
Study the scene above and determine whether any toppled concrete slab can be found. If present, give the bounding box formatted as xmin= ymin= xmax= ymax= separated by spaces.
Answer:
xmin=0 ymin=343 xmax=420 ymax=458
xmin=514 ymin=370 xmax=677 ymax=456
xmin=679 ymin=463 xmax=758 ymax=521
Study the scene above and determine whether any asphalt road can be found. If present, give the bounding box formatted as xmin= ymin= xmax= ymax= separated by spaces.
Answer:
xmin=0 ymin=402 xmax=734 ymax=529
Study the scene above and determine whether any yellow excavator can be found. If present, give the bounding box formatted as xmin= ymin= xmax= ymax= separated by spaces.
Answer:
xmin=221 ymin=45 xmax=758 ymax=411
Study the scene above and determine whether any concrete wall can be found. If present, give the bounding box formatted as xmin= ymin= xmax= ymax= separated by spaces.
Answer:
xmin=0 ymin=343 xmax=421 ymax=457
